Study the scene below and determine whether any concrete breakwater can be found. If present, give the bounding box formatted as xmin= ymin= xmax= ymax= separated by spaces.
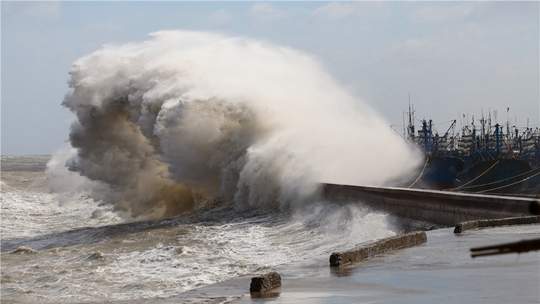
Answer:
xmin=329 ymin=231 xmax=427 ymax=267
xmin=322 ymin=184 xmax=540 ymax=226
xmin=454 ymin=215 xmax=540 ymax=233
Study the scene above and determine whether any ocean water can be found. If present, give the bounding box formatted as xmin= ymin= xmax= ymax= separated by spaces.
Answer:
xmin=0 ymin=156 xmax=395 ymax=303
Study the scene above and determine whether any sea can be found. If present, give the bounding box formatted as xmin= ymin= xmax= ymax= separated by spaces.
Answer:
xmin=0 ymin=156 xmax=396 ymax=303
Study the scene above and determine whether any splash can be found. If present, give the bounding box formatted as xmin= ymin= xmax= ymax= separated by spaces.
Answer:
xmin=60 ymin=30 xmax=419 ymax=218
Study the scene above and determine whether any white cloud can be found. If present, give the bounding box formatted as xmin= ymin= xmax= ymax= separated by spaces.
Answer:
xmin=208 ymin=9 xmax=232 ymax=26
xmin=396 ymin=38 xmax=433 ymax=52
xmin=411 ymin=3 xmax=476 ymax=23
xmin=312 ymin=2 xmax=387 ymax=20
xmin=249 ymin=3 xmax=284 ymax=20
xmin=3 ymin=1 xmax=61 ymax=20
xmin=83 ymin=23 xmax=123 ymax=34
xmin=313 ymin=2 xmax=361 ymax=19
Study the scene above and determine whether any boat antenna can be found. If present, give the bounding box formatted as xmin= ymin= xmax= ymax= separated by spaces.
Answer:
xmin=506 ymin=107 xmax=510 ymax=138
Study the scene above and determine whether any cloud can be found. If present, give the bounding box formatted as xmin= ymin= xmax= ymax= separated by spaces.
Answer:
xmin=312 ymin=2 xmax=387 ymax=20
xmin=313 ymin=2 xmax=361 ymax=19
xmin=394 ymin=38 xmax=434 ymax=53
xmin=249 ymin=3 xmax=284 ymax=20
xmin=208 ymin=9 xmax=232 ymax=26
xmin=2 ymin=1 xmax=61 ymax=20
xmin=83 ymin=22 xmax=123 ymax=34
xmin=411 ymin=3 xmax=476 ymax=23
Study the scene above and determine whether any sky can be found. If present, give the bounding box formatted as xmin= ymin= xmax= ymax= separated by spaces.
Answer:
xmin=1 ymin=1 xmax=539 ymax=155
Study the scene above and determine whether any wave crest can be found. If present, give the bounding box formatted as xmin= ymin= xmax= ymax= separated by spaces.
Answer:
xmin=59 ymin=30 xmax=420 ymax=218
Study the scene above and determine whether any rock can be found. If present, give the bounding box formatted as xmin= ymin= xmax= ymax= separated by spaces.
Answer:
xmin=87 ymin=251 xmax=105 ymax=260
xmin=10 ymin=246 xmax=37 ymax=255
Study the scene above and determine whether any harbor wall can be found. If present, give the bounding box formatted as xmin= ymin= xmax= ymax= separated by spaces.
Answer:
xmin=322 ymin=184 xmax=540 ymax=226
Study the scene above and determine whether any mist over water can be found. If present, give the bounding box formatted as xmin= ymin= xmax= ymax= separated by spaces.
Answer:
xmin=60 ymin=30 xmax=419 ymax=219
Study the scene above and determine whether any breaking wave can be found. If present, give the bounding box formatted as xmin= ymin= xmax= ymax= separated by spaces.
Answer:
xmin=58 ymin=30 xmax=419 ymax=219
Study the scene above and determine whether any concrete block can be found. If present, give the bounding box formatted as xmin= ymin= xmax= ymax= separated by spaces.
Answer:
xmin=454 ymin=216 xmax=540 ymax=233
xmin=329 ymin=231 xmax=427 ymax=267
xmin=250 ymin=271 xmax=281 ymax=295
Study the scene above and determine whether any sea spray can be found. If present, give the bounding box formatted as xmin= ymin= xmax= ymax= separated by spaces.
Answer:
xmin=59 ymin=30 xmax=420 ymax=218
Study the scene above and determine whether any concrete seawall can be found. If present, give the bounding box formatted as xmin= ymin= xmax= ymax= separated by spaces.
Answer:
xmin=322 ymin=184 xmax=540 ymax=226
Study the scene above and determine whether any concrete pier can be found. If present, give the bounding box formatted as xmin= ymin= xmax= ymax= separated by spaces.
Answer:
xmin=322 ymin=184 xmax=540 ymax=225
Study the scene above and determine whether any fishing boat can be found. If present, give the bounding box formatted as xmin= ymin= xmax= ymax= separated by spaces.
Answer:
xmin=402 ymin=105 xmax=540 ymax=196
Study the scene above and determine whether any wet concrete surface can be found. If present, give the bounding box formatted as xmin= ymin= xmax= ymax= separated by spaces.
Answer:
xmin=179 ymin=225 xmax=540 ymax=304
